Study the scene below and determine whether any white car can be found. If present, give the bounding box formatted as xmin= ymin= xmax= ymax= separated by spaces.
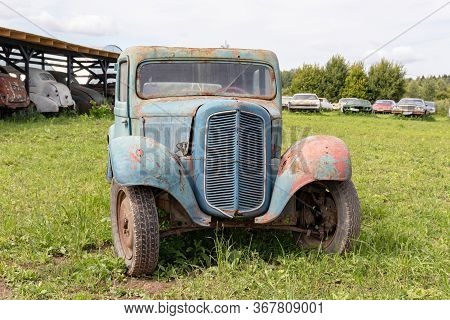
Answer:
xmin=319 ymin=98 xmax=333 ymax=111
xmin=29 ymin=68 xmax=75 ymax=113
xmin=288 ymin=93 xmax=320 ymax=112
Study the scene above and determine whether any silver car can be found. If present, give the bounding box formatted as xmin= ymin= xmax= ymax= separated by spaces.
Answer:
xmin=29 ymin=68 xmax=75 ymax=113
xmin=288 ymin=93 xmax=320 ymax=112
xmin=424 ymin=101 xmax=436 ymax=114
xmin=393 ymin=98 xmax=427 ymax=116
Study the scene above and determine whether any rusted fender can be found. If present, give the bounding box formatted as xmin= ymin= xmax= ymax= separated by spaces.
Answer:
xmin=255 ymin=135 xmax=351 ymax=224
xmin=109 ymin=136 xmax=212 ymax=226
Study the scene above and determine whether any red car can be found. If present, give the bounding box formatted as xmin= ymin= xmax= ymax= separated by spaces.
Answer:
xmin=372 ymin=100 xmax=396 ymax=113
xmin=0 ymin=66 xmax=29 ymax=116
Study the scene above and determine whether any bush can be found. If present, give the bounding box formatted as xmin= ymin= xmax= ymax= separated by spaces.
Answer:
xmin=88 ymin=101 xmax=113 ymax=119
xmin=435 ymin=98 xmax=450 ymax=117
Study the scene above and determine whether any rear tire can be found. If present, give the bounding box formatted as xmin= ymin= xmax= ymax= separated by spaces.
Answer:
xmin=110 ymin=182 xmax=159 ymax=276
xmin=293 ymin=180 xmax=361 ymax=254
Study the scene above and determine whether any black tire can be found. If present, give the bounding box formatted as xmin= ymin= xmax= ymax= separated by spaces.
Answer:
xmin=294 ymin=180 xmax=361 ymax=254
xmin=110 ymin=181 xmax=159 ymax=276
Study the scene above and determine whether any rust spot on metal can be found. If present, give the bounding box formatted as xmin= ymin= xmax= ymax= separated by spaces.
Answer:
xmin=130 ymin=150 xmax=140 ymax=163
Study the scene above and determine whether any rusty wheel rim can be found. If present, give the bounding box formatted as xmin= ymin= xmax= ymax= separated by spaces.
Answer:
xmin=117 ymin=190 xmax=134 ymax=260
xmin=299 ymin=183 xmax=338 ymax=246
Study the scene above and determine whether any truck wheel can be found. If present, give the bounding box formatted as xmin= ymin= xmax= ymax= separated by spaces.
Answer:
xmin=293 ymin=180 xmax=361 ymax=254
xmin=110 ymin=182 xmax=159 ymax=276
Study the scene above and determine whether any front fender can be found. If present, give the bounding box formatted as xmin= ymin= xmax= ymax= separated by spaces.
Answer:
xmin=255 ymin=135 xmax=351 ymax=224
xmin=109 ymin=136 xmax=212 ymax=226
xmin=30 ymin=93 xmax=59 ymax=112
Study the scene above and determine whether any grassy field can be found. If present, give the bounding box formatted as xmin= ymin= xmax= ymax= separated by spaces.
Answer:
xmin=0 ymin=111 xmax=448 ymax=299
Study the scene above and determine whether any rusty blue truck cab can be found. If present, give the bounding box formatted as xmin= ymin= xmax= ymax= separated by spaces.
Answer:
xmin=107 ymin=46 xmax=361 ymax=276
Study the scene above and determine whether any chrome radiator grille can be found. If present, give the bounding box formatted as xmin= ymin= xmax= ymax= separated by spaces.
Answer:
xmin=205 ymin=112 xmax=237 ymax=211
xmin=205 ymin=110 xmax=266 ymax=214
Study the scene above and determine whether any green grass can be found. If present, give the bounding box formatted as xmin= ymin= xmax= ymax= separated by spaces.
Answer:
xmin=0 ymin=112 xmax=448 ymax=299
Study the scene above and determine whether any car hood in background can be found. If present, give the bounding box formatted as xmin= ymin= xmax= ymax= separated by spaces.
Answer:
xmin=290 ymin=100 xmax=320 ymax=105
xmin=0 ymin=75 xmax=28 ymax=105
xmin=71 ymin=84 xmax=104 ymax=104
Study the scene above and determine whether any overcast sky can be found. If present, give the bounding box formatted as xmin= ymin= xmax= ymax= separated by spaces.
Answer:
xmin=0 ymin=0 xmax=449 ymax=77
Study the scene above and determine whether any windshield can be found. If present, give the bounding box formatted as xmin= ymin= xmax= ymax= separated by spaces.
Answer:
xmin=39 ymin=73 xmax=56 ymax=81
xmin=376 ymin=100 xmax=394 ymax=105
xmin=340 ymin=98 xmax=357 ymax=104
xmin=359 ymin=99 xmax=371 ymax=106
xmin=399 ymin=99 xmax=424 ymax=106
xmin=293 ymin=94 xmax=318 ymax=100
xmin=137 ymin=62 xmax=275 ymax=99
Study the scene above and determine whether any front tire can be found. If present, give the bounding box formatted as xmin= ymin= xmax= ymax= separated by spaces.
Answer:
xmin=110 ymin=182 xmax=159 ymax=276
xmin=293 ymin=180 xmax=361 ymax=253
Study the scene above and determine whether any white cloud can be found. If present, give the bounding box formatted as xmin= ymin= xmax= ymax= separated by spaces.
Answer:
xmin=390 ymin=46 xmax=422 ymax=63
xmin=364 ymin=46 xmax=423 ymax=69
xmin=32 ymin=11 xmax=117 ymax=36
xmin=0 ymin=10 xmax=16 ymax=19
xmin=0 ymin=0 xmax=447 ymax=76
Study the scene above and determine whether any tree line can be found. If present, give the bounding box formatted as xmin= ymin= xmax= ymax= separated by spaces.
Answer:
xmin=281 ymin=55 xmax=450 ymax=104
xmin=404 ymin=75 xmax=450 ymax=102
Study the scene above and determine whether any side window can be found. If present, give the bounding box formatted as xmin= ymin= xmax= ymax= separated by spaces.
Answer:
xmin=118 ymin=61 xmax=128 ymax=102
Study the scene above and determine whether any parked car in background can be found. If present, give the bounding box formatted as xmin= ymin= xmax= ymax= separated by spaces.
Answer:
xmin=288 ymin=93 xmax=321 ymax=112
xmin=0 ymin=66 xmax=29 ymax=116
xmin=331 ymin=102 xmax=341 ymax=111
xmin=281 ymin=96 xmax=292 ymax=109
xmin=49 ymin=71 xmax=105 ymax=114
xmin=393 ymin=98 xmax=427 ymax=116
xmin=424 ymin=101 xmax=436 ymax=114
xmin=372 ymin=100 xmax=396 ymax=114
xmin=339 ymin=98 xmax=372 ymax=113
xmin=29 ymin=68 xmax=75 ymax=113
xmin=85 ymin=73 xmax=115 ymax=102
xmin=319 ymin=97 xmax=333 ymax=111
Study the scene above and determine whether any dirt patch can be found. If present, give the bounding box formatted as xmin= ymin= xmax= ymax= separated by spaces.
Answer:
xmin=125 ymin=278 xmax=173 ymax=295
xmin=0 ymin=279 xmax=11 ymax=299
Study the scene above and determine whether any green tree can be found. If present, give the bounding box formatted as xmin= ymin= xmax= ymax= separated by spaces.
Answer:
xmin=420 ymin=79 xmax=437 ymax=101
xmin=281 ymin=69 xmax=297 ymax=92
xmin=289 ymin=64 xmax=324 ymax=96
xmin=406 ymin=80 xmax=420 ymax=97
xmin=340 ymin=62 xmax=368 ymax=99
xmin=367 ymin=59 xmax=406 ymax=102
xmin=322 ymin=55 xmax=348 ymax=102
xmin=435 ymin=78 xmax=449 ymax=100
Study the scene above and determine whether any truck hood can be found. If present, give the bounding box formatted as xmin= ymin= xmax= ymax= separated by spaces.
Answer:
xmin=132 ymin=96 xmax=281 ymax=119
xmin=135 ymin=97 xmax=280 ymax=155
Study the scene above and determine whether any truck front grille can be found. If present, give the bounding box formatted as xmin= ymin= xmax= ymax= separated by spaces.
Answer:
xmin=205 ymin=110 xmax=266 ymax=215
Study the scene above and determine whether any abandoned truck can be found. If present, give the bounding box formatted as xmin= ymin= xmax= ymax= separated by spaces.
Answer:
xmin=106 ymin=46 xmax=361 ymax=276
